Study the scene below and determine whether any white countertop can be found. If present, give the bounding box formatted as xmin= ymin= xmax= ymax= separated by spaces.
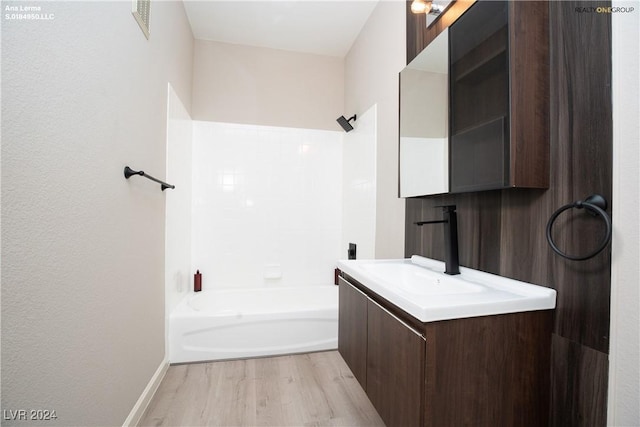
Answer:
xmin=336 ymin=256 xmax=556 ymax=322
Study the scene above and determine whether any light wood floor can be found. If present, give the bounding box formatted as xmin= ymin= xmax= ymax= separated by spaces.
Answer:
xmin=139 ymin=351 xmax=385 ymax=427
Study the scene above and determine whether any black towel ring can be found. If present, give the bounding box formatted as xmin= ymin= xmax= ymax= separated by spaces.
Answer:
xmin=546 ymin=194 xmax=612 ymax=261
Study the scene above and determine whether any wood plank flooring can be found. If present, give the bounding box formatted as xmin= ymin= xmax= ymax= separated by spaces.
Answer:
xmin=139 ymin=351 xmax=385 ymax=427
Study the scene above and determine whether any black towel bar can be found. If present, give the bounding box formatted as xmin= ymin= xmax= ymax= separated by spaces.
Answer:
xmin=124 ymin=166 xmax=175 ymax=191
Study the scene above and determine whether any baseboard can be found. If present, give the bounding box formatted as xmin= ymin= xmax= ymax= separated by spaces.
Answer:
xmin=122 ymin=358 xmax=169 ymax=427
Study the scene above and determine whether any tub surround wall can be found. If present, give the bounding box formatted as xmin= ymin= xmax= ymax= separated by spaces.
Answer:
xmin=341 ymin=104 xmax=377 ymax=260
xmin=344 ymin=0 xmax=407 ymax=259
xmin=190 ymin=0 xmax=406 ymax=260
xmin=191 ymin=121 xmax=343 ymax=289
xmin=165 ymin=85 xmax=193 ymax=356
xmin=404 ymin=1 xmax=613 ymax=424
xmin=1 ymin=1 xmax=194 ymax=425
xmin=191 ymin=40 xmax=344 ymax=131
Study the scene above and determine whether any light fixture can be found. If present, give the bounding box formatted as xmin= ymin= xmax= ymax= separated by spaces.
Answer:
xmin=411 ymin=0 xmax=431 ymax=14
xmin=411 ymin=0 xmax=446 ymax=15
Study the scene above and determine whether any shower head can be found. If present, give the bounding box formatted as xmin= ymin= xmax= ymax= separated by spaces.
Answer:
xmin=336 ymin=114 xmax=357 ymax=132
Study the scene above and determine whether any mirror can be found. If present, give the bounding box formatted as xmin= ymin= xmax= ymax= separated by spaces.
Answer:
xmin=399 ymin=29 xmax=449 ymax=197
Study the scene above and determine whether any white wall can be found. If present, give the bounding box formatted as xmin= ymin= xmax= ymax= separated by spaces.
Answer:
xmin=342 ymin=104 xmax=377 ymax=260
xmin=608 ymin=3 xmax=640 ymax=425
xmin=192 ymin=40 xmax=344 ymax=131
xmin=344 ymin=0 xmax=406 ymax=258
xmin=165 ymin=84 xmax=192 ymax=355
xmin=1 ymin=2 xmax=193 ymax=425
xmin=191 ymin=121 xmax=343 ymax=289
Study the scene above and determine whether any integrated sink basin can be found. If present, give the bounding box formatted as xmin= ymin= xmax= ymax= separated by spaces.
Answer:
xmin=357 ymin=262 xmax=484 ymax=296
xmin=336 ymin=255 xmax=556 ymax=322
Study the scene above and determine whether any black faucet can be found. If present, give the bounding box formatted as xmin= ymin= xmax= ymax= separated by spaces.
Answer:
xmin=415 ymin=205 xmax=460 ymax=275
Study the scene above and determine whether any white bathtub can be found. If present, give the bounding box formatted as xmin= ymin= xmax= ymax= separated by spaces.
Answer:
xmin=169 ymin=285 xmax=339 ymax=364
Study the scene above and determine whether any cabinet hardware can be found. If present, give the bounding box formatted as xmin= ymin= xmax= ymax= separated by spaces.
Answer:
xmin=339 ymin=276 xmax=425 ymax=339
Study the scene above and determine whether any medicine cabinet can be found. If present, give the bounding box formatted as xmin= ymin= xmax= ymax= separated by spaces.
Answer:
xmin=399 ymin=29 xmax=450 ymax=197
xmin=399 ymin=0 xmax=549 ymax=197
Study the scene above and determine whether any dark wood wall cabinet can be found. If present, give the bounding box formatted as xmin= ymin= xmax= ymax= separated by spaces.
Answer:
xmin=448 ymin=0 xmax=549 ymax=193
xmin=404 ymin=1 xmax=613 ymax=425
xmin=338 ymin=274 xmax=553 ymax=427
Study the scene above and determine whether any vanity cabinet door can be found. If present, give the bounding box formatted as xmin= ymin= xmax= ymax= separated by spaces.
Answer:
xmin=338 ymin=277 xmax=368 ymax=388
xmin=366 ymin=299 xmax=426 ymax=427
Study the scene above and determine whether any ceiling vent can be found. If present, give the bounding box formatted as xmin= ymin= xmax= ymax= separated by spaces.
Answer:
xmin=132 ymin=0 xmax=151 ymax=39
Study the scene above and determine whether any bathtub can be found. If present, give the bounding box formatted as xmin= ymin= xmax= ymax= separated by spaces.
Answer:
xmin=169 ymin=285 xmax=339 ymax=364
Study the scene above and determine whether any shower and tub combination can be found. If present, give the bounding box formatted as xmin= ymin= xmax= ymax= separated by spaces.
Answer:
xmin=168 ymin=120 xmax=349 ymax=364
xmin=170 ymin=285 xmax=338 ymax=364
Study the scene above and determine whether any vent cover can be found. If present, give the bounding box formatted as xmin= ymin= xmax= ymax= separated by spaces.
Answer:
xmin=132 ymin=0 xmax=150 ymax=39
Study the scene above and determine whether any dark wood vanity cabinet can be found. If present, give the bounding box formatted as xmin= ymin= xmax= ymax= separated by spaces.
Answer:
xmin=449 ymin=0 xmax=549 ymax=193
xmin=338 ymin=277 xmax=425 ymax=426
xmin=337 ymin=277 xmax=368 ymax=387
xmin=338 ymin=273 xmax=553 ymax=427
xmin=366 ymin=299 xmax=425 ymax=427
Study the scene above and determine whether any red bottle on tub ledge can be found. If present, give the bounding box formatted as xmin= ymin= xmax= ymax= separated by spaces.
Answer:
xmin=194 ymin=270 xmax=202 ymax=292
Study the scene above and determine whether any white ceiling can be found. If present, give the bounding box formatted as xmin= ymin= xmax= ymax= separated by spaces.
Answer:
xmin=182 ymin=0 xmax=380 ymax=58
